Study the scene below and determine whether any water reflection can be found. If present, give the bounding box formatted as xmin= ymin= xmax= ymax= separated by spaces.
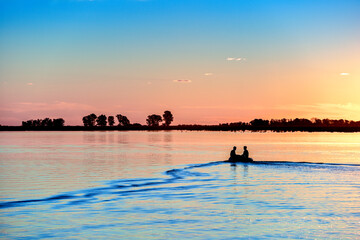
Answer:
xmin=163 ymin=131 xmax=173 ymax=143
xmin=98 ymin=132 xmax=106 ymax=143
xmin=83 ymin=132 xmax=129 ymax=145
xmin=117 ymin=133 xmax=129 ymax=144
xmin=83 ymin=132 xmax=96 ymax=143
xmin=230 ymin=163 xmax=249 ymax=178
xmin=144 ymin=132 xmax=174 ymax=165
xmin=163 ymin=132 xmax=173 ymax=152
xmin=108 ymin=133 xmax=115 ymax=144
xmin=148 ymin=132 xmax=162 ymax=143
xmin=242 ymin=164 xmax=249 ymax=178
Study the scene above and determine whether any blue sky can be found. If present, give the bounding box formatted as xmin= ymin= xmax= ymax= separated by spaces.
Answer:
xmin=0 ymin=0 xmax=359 ymax=125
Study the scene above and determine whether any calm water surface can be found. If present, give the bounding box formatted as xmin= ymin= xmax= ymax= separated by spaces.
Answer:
xmin=0 ymin=131 xmax=360 ymax=239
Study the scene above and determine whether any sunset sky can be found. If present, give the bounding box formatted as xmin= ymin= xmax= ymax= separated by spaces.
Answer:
xmin=0 ymin=0 xmax=359 ymax=125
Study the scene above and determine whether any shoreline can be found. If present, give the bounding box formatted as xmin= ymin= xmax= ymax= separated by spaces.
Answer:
xmin=1 ymin=125 xmax=360 ymax=132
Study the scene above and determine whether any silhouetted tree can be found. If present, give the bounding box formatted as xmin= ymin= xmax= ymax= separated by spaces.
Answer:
xmin=41 ymin=118 xmax=53 ymax=127
xmin=82 ymin=116 xmax=88 ymax=127
xmin=33 ymin=119 xmax=41 ymax=127
xmin=22 ymin=120 xmax=34 ymax=127
xmin=96 ymin=114 xmax=107 ymax=127
xmin=146 ymin=114 xmax=162 ymax=127
xmin=21 ymin=118 xmax=64 ymax=128
xmin=250 ymin=119 xmax=269 ymax=127
xmin=82 ymin=113 xmax=97 ymax=127
xmin=116 ymin=114 xmax=130 ymax=126
xmin=162 ymin=110 xmax=174 ymax=126
xmin=53 ymin=118 xmax=65 ymax=127
xmin=108 ymin=116 xmax=115 ymax=126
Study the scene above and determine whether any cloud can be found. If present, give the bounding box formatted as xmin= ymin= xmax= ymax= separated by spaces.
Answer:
xmin=27 ymin=83 xmax=33 ymax=86
xmin=227 ymin=57 xmax=246 ymax=62
xmin=340 ymin=73 xmax=350 ymax=76
xmin=173 ymin=79 xmax=192 ymax=83
xmin=204 ymin=73 xmax=213 ymax=76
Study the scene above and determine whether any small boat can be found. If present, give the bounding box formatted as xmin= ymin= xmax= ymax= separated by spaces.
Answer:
xmin=226 ymin=156 xmax=254 ymax=163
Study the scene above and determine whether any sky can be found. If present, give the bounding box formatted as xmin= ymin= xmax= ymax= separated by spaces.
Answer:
xmin=0 ymin=0 xmax=359 ymax=126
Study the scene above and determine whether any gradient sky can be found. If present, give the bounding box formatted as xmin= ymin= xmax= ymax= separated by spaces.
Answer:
xmin=0 ymin=0 xmax=359 ymax=125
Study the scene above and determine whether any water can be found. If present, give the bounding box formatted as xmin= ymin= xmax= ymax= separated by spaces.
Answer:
xmin=0 ymin=131 xmax=360 ymax=239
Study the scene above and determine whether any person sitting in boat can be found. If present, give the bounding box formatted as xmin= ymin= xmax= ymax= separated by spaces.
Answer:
xmin=230 ymin=146 xmax=237 ymax=160
xmin=229 ymin=146 xmax=243 ymax=161
xmin=229 ymin=146 xmax=251 ymax=162
xmin=242 ymin=146 xmax=249 ymax=159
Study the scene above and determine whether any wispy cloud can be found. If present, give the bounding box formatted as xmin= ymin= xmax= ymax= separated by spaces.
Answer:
xmin=173 ymin=79 xmax=192 ymax=83
xmin=340 ymin=73 xmax=350 ymax=76
xmin=204 ymin=73 xmax=213 ymax=76
xmin=27 ymin=83 xmax=33 ymax=86
xmin=227 ymin=57 xmax=246 ymax=62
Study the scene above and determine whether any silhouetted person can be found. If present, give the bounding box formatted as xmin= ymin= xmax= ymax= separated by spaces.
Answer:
xmin=242 ymin=146 xmax=249 ymax=158
xmin=228 ymin=145 xmax=252 ymax=162
xmin=230 ymin=146 xmax=237 ymax=159
xmin=229 ymin=146 xmax=243 ymax=161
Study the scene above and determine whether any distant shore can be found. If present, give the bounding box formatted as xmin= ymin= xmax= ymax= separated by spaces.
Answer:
xmin=1 ymin=125 xmax=360 ymax=132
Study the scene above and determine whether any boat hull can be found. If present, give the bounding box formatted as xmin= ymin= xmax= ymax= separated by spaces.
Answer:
xmin=226 ymin=157 xmax=254 ymax=163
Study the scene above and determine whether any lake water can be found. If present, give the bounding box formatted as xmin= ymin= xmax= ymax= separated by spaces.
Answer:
xmin=0 ymin=131 xmax=360 ymax=239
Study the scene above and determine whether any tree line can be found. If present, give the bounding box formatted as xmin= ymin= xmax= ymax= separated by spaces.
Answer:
xmin=216 ymin=118 xmax=360 ymax=131
xmin=248 ymin=118 xmax=360 ymax=128
xmin=5 ymin=115 xmax=360 ymax=132
xmin=21 ymin=118 xmax=65 ymax=128
xmin=82 ymin=110 xmax=174 ymax=127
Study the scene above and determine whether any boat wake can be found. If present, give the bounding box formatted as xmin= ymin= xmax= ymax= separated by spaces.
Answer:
xmin=1 ymin=160 xmax=359 ymax=209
